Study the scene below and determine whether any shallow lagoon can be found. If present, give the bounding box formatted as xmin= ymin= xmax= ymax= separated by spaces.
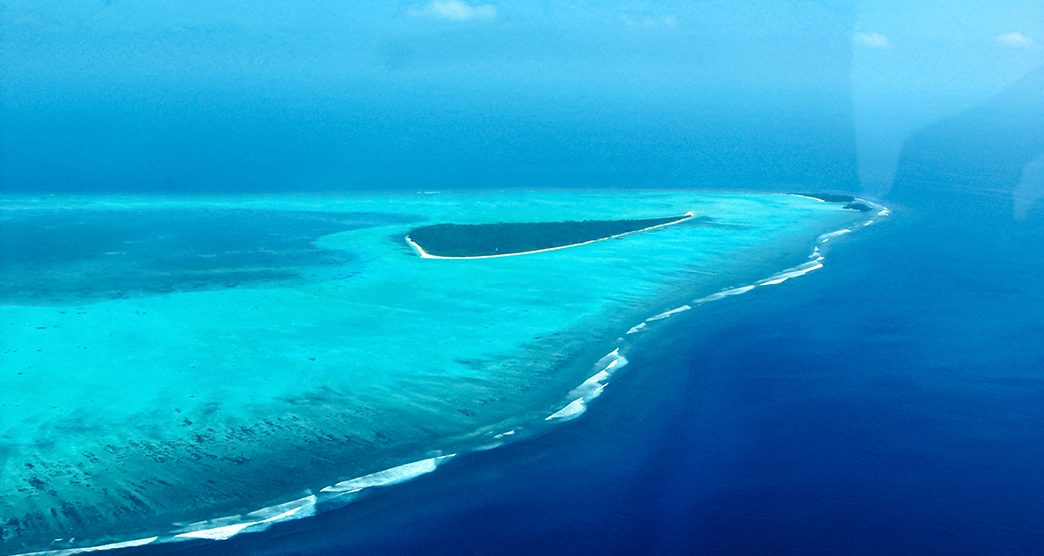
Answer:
xmin=0 ymin=190 xmax=875 ymax=553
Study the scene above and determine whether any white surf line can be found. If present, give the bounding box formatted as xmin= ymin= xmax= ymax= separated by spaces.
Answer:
xmin=17 ymin=455 xmax=456 ymax=555
xmin=14 ymin=537 xmax=161 ymax=556
xmin=626 ymin=199 xmax=890 ymax=334
xmin=546 ymin=348 xmax=629 ymax=422
xmin=174 ymin=503 xmax=313 ymax=541
xmin=319 ymin=455 xmax=455 ymax=496
xmin=818 ymin=228 xmax=852 ymax=243
xmin=405 ymin=212 xmax=695 ymax=260
xmin=645 ymin=304 xmax=692 ymax=322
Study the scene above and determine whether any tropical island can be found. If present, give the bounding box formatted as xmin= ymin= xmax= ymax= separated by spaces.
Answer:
xmin=404 ymin=212 xmax=695 ymax=258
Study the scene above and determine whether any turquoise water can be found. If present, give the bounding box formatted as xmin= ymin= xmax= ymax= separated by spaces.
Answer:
xmin=0 ymin=190 xmax=874 ymax=553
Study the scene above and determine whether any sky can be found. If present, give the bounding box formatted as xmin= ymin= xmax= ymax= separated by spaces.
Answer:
xmin=851 ymin=1 xmax=1044 ymax=195
xmin=1 ymin=0 xmax=1041 ymax=195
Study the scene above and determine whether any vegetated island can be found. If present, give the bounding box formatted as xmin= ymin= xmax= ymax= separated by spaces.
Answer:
xmin=405 ymin=212 xmax=694 ymax=259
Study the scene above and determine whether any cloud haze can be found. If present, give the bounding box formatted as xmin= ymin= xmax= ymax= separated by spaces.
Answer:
xmin=994 ymin=31 xmax=1036 ymax=48
xmin=408 ymin=0 xmax=497 ymax=22
xmin=618 ymin=13 xmax=678 ymax=30
xmin=853 ymin=32 xmax=891 ymax=49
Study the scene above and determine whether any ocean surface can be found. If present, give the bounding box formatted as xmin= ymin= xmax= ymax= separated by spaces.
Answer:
xmin=1 ymin=191 xmax=882 ymax=554
xmin=123 ymin=187 xmax=1042 ymax=556
xmin=3 ymin=2 xmax=1042 ymax=553
xmin=1 ymin=183 xmax=1041 ymax=555
xmin=3 ymin=183 xmax=1043 ymax=555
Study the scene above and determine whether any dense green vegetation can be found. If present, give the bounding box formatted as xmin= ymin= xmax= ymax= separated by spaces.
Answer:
xmin=408 ymin=215 xmax=691 ymax=257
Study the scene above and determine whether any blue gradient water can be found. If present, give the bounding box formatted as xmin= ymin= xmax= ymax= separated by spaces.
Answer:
xmin=3 ymin=1 xmax=1044 ymax=554
xmin=2 ymin=191 xmax=878 ymax=552
xmin=130 ymin=195 xmax=1044 ymax=556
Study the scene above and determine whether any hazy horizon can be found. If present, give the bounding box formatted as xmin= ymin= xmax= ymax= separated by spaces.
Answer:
xmin=3 ymin=1 xmax=1040 ymax=196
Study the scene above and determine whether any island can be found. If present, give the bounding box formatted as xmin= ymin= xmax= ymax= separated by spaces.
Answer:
xmin=404 ymin=212 xmax=695 ymax=259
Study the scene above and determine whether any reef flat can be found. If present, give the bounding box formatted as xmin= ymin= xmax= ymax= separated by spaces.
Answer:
xmin=0 ymin=190 xmax=877 ymax=553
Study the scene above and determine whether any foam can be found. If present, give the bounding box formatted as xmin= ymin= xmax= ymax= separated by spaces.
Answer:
xmin=30 ymin=456 xmax=448 ymax=553
xmin=576 ymin=370 xmax=611 ymax=393
xmin=174 ymin=495 xmax=317 ymax=541
xmin=76 ymin=538 xmax=159 ymax=553
xmin=320 ymin=456 xmax=454 ymax=496
xmin=694 ymin=285 xmax=755 ymax=304
xmin=593 ymin=348 xmax=627 ymax=370
xmin=546 ymin=397 xmax=588 ymax=421
xmin=591 ymin=349 xmax=628 ymax=378
xmin=818 ymin=228 xmax=852 ymax=243
xmin=646 ymin=304 xmax=692 ymax=322
xmin=756 ymin=260 xmax=825 ymax=287
xmin=547 ymin=349 xmax=630 ymax=422
xmin=477 ymin=431 xmax=517 ymax=451
xmin=15 ymin=537 xmax=160 ymax=556
xmin=175 ymin=522 xmax=257 ymax=541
